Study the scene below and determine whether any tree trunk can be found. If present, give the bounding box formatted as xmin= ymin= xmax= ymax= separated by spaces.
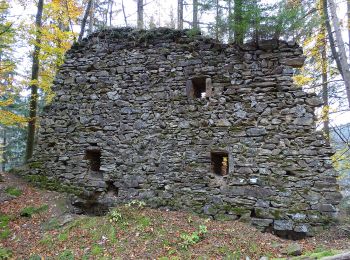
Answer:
xmin=122 ymin=0 xmax=128 ymax=26
xmin=88 ymin=0 xmax=94 ymax=34
xmin=193 ymin=0 xmax=198 ymax=29
xmin=228 ymin=0 xmax=233 ymax=42
xmin=233 ymin=0 xmax=243 ymax=44
xmin=137 ymin=0 xmax=143 ymax=29
xmin=109 ymin=0 xmax=113 ymax=26
xmin=321 ymin=26 xmax=330 ymax=143
xmin=78 ymin=0 xmax=93 ymax=42
xmin=2 ymin=127 xmax=6 ymax=172
xmin=178 ymin=0 xmax=183 ymax=29
xmin=25 ymin=0 xmax=44 ymax=162
xmin=215 ymin=0 xmax=219 ymax=40
xmin=348 ymin=0 xmax=350 ymax=54
xmin=323 ymin=0 xmax=342 ymax=77
xmin=328 ymin=0 xmax=350 ymax=108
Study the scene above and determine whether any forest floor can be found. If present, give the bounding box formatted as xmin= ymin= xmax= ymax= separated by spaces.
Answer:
xmin=0 ymin=173 xmax=350 ymax=260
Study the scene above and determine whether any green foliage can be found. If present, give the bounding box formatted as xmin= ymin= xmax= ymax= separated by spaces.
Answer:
xmin=126 ymin=200 xmax=146 ymax=209
xmin=20 ymin=204 xmax=48 ymax=218
xmin=91 ymin=244 xmax=104 ymax=256
xmin=28 ymin=255 xmax=42 ymax=260
xmin=180 ymin=225 xmax=208 ymax=249
xmin=0 ymin=247 xmax=12 ymax=260
xmin=108 ymin=208 xmax=123 ymax=224
xmin=5 ymin=186 xmax=22 ymax=197
xmin=300 ymin=247 xmax=338 ymax=259
xmin=58 ymin=250 xmax=74 ymax=260
xmin=185 ymin=28 xmax=201 ymax=39
xmin=0 ymin=214 xmax=11 ymax=240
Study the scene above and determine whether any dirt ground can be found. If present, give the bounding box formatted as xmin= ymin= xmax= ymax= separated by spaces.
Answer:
xmin=1 ymin=172 xmax=350 ymax=259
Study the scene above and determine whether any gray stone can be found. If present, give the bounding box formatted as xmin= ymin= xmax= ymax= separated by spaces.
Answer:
xmin=285 ymin=243 xmax=302 ymax=256
xmin=30 ymin=28 xmax=340 ymax=238
xmin=274 ymin=220 xmax=293 ymax=231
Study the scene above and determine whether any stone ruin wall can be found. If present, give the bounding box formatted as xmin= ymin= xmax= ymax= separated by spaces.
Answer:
xmin=31 ymin=28 xmax=342 ymax=238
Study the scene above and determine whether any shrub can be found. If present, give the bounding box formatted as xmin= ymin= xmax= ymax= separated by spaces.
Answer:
xmin=180 ymin=225 xmax=208 ymax=249
xmin=108 ymin=208 xmax=123 ymax=224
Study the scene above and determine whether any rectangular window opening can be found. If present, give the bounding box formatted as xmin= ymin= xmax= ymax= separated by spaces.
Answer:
xmin=192 ymin=77 xmax=207 ymax=98
xmin=211 ymin=151 xmax=229 ymax=176
xmin=85 ymin=149 xmax=101 ymax=171
xmin=187 ymin=76 xmax=212 ymax=99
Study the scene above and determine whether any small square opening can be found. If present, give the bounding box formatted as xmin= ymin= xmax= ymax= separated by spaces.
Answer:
xmin=192 ymin=77 xmax=207 ymax=98
xmin=85 ymin=149 xmax=101 ymax=171
xmin=211 ymin=151 xmax=229 ymax=176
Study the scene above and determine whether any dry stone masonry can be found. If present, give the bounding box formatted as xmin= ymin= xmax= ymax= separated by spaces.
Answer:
xmin=31 ymin=28 xmax=342 ymax=238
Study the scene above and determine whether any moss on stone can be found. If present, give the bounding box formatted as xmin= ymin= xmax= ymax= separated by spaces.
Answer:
xmin=24 ymin=174 xmax=82 ymax=196
xmin=28 ymin=161 xmax=44 ymax=169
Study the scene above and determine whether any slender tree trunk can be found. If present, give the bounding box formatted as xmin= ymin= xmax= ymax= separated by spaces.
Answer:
xmin=348 ymin=0 xmax=350 ymax=54
xmin=78 ymin=0 xmax=93 ymax=42
xmin=137 ymin=0 xmax=144 ymax=29
xmin=25 ymin=0 xmax=44 ymax=162
xmin=178 ymin=0 xmax=183 ymax=29
xmin=215 ymin=0 xmax=219 ymax=40
xmin=328 ymin=0 xmax=350 ymax=108
xmin=228 ymin=0 xmax=233 ymax=42
xmin=233 ymin=0 xmax=243 ymax=44
xmin=122 ymin=0 xmax=128 ymax=26
xmin=109 ymin=0 xmax=113 ymax=26
xmin=193 ymin=0 xmax=198 ymax=29
xmin=323 ymin=0 xmax=342 ymax=77
xmin=2 ymin=127 xmax=6 ymax=172
xmin=320 ymin=0 xmax=330 ymax=143
xmin=88 ymin=0 xmax=94 ymax=34
xmin=321 ymin=27 xmax=330 ymax=143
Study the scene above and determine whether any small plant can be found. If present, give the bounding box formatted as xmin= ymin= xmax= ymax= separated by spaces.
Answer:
xmin=91 ymin=244 xmax=104 ymax=255
xmin=58 ymin=250 xmax=74 ymax=260
xmin=58 ymin=232 xmax=69 ymax=242
xmin=187 ymin=216 xmax=193 ymax=223
xmin=28 ymin=255 xmax=42 ymax=260
xmin=0 ymin=215 xmax=12 ymax=240
xmin=126 ymin=200 xmax=146 ymax=208
xmin=0 ymin=247 xmax=12 ymax=259
xmin=0 ymin=228 xmax=10 ymax=240
xmin=180 ymin=225 xmax=208 ymax=249
xmin=108 ymin=208 xmax=123 ymax=223
xmin=20 ymin=204 xmax=49 ymax=217
xmin=5 ymin=187 xmax=22 ymax=197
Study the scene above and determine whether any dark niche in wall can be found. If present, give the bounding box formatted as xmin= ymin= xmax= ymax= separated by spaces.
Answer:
xmin=85 ymin=148 xmax=101 ymax=172
xmin=186 ymin=76 xmax=213 ymax=99
xmin=211 ymin=151 xmax=229 ymax=176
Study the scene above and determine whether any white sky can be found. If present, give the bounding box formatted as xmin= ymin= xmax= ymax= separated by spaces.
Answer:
xmin=8 ymin=0 xmax=350 ymax=126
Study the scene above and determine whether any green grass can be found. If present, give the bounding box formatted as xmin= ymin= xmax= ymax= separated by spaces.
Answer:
xmin=42 ymin=218 xmax=60 ymax=231
xmin=20 ymin=204 xmax=49 ymax=218
xmin=91 ymin=244 xmax=104 ymax=256
xmin=58 ymin=232 xmax=69 ymax=242
xmin=5 ymin=187 xmax=22 ymax=197
xmin=58 ymin=250 xmax=74 ymax=260
xmin=0 ymin=247 xmax=12 ymax=259
xmin=0 ymin=214 xmax=12 ymax=240
xmin=0 ymin=228 xmax=11 ymax=240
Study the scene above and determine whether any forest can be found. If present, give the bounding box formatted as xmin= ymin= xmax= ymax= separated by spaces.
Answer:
xmin=1 ymin=0 xmax=350 ymax=259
